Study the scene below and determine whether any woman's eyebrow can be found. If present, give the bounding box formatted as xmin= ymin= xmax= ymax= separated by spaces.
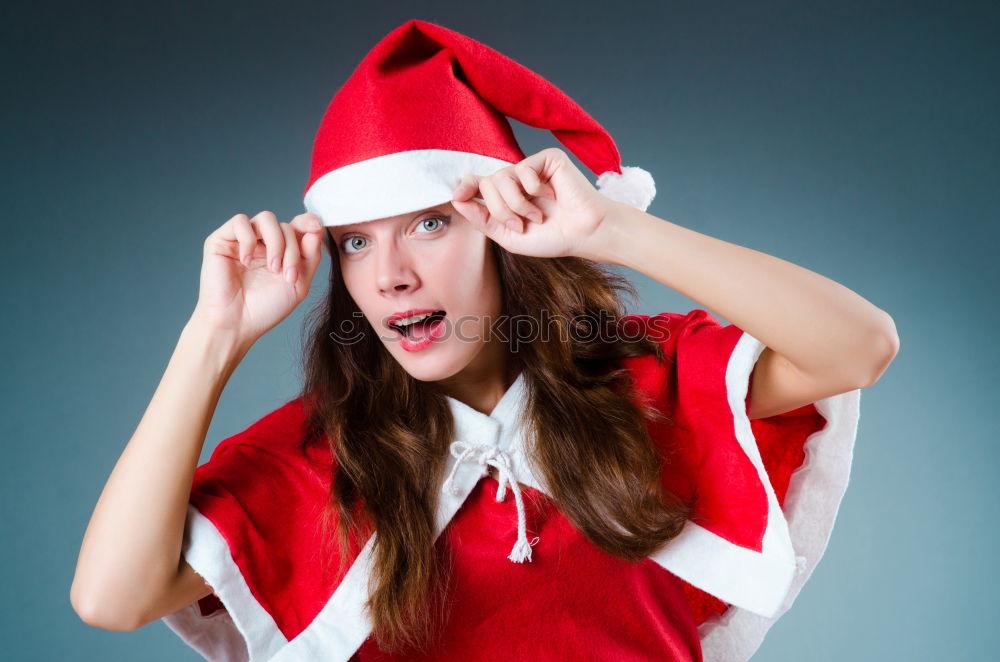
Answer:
xmin=335 ymin=209 xmax=445 ymax=238
xmin=413 ymin=206 xmax=448 ymax=218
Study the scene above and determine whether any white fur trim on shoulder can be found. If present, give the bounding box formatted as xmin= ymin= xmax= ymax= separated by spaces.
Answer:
xmin=161 ymin=504 xmax=288 ymax=662
xmin=649 ymin=332 xmax=797 ymax=617
xmin=697 ymin=348 xmax=861 ymax=662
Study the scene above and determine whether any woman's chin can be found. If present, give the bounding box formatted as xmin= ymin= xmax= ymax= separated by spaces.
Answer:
xmin=389 ymin=342 xmax=470 ymax=382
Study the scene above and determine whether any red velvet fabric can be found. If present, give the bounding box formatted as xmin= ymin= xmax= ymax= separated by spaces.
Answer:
xmin=354 ymin=478 xmax=702 ymax=662
xmin=618 ymin=310 xmax=827 ymax=627
xmin=185 ymin=308 xmax=827 ymax=660
xmin=189 ymin=403 xmax=350 ymax=638
xmin=305 ymin=19 xmax=623 ymax=197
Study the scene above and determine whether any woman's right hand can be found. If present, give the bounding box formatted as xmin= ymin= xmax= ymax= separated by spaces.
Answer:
xmin=191 ymin=211 xmax=326 ymax=347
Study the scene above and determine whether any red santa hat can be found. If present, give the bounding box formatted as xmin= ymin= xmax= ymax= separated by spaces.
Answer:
xmin=303 ymin=18 xmax=656 ymax=227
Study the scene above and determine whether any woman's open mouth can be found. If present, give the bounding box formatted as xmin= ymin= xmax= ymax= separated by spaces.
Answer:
xmin=389 ymin=311 xmax=448 ymax=351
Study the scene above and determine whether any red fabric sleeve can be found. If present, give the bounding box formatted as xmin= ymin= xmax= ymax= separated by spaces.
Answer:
xmin=620 ymin=309 xmax=859 ymax=662
xmin=161 ymin=398 xmax=347 ymax=662
xmin=624 ymin=310 xmax=827 ymax=550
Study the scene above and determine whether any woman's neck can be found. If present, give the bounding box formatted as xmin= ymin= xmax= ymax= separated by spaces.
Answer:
xmin=436 ymin=344 xmax=521 ymax=416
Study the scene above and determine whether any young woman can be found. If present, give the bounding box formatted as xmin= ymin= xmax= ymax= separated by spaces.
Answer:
xmin=72 ymin=19 xmax=898 ymax=662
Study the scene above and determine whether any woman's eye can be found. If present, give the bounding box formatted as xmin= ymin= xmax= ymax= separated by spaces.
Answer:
xmin=340 ymin=215 xmax=449 ymax=254
xmin=416 ymin=215 xmax=450 ymax=233
xmin=341 ymin=236 xmax=367 ymax=254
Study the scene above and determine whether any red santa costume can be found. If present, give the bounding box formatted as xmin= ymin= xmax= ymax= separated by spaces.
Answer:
xmin=160 ymin=19 xmax=861 ymax=662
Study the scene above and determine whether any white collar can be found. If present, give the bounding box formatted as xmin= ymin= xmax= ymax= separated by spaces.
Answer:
xmin=440 ymin=370 xmax=546 ymax=562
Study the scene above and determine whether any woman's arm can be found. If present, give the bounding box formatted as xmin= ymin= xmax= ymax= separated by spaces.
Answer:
xmin=451 ymin=148 xmax=898 ymax=418
xmin=70 ymin=211 xmax=323 ymax=630
xmin=70 ymin=316 xmax=250 ymax=631
xmin=582 ymin=201 xmax=900 ymax=418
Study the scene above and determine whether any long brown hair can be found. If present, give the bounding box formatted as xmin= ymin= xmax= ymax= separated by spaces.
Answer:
xmin=294 ymin=232 xmax=693 ymax=653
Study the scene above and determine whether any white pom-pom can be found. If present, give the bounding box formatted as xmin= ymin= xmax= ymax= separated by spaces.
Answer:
xmin=595 ymin=165 xmax=656 ymax=211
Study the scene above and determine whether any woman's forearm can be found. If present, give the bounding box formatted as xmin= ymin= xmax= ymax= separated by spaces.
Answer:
xmin=71 ymin=316 xmax=249 ymax=630
xmin=583 ymin=201 xmax=898 ymax=386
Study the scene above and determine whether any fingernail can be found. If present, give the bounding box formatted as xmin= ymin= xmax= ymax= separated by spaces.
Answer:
xmin=506 ymin=219 xmax=520 ymax=232
xmin=284 ymin=266 xmax=298 ymax=283
xmin=243 ymin=254 xmax=252 ymax=268
xmin=527 ymin=212 xmax=541 ymax=223
xmin=270 ymin=257 xmax=280 ymax=273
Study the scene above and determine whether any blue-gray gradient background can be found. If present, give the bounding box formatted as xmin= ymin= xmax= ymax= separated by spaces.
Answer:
xmin=3 ymin=1 xmax=996 ymax=660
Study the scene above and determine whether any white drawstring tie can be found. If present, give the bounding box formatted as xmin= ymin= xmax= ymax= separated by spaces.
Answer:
xmin=441 ymin=440 xmax=540 ymax=563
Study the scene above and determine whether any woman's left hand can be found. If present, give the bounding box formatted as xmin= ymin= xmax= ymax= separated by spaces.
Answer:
xmin=451 ymin=147 xmax=617 ymax=260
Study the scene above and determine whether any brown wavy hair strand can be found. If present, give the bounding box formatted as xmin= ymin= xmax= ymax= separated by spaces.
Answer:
xmin=293 ymin=233 xmax=692 ymax=654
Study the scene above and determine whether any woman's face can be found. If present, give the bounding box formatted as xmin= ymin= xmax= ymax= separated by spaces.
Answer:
xmin=328 ymin=203 xmax=505 ymax=383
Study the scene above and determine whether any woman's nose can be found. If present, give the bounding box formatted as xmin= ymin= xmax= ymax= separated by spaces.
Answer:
xmin=375 ymin=242 xmax=418 ymax=294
